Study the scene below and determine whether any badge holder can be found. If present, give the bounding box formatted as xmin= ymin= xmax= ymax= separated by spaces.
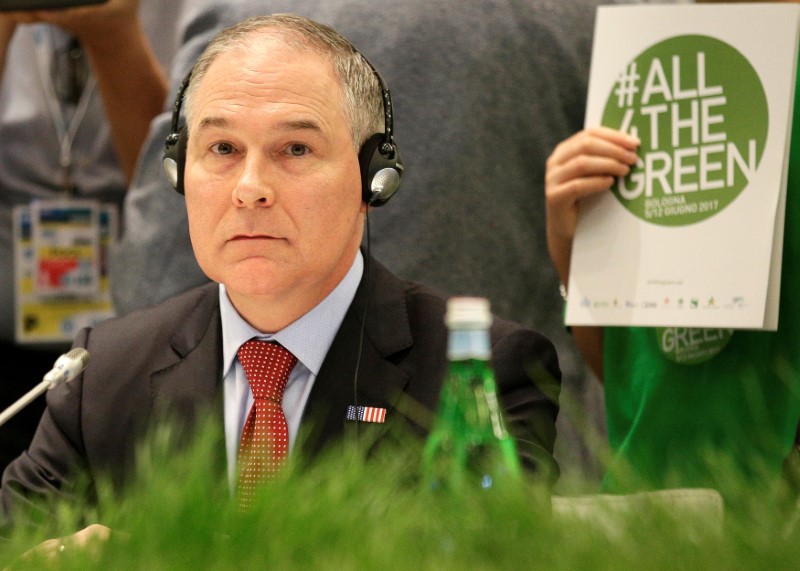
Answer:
xmin=13 ymin=199 xmax=117 ymax=343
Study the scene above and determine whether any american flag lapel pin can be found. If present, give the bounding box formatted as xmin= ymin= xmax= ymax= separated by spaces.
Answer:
xmin=346 ymin=405 xmax=386 ymax=423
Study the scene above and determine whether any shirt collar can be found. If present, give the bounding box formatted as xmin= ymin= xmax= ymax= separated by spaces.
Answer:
xmin=220 ymin=250 xmax=364 ymax=377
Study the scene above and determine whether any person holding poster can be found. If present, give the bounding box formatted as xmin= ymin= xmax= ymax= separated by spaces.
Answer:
xmin=545 ymin=0 xmax=800 ymax=513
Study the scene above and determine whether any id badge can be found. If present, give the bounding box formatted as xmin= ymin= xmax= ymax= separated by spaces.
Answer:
xmin=31 ymin=199 xmax=101 ymax=297
xmin=13 ymin=199 xmax=118 ymax=343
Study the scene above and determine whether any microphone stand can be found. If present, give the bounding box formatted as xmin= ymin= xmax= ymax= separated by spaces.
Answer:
xmin=0 ymin=379 xmax=52 ymax=428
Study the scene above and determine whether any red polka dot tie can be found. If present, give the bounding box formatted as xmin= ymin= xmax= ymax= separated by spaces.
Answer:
xmin=236 ymin=339 xmax=297 ymax=509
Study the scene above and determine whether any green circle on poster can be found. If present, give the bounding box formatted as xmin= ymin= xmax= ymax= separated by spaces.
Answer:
xmin=603 ymin=35 xmax=768 ymax=227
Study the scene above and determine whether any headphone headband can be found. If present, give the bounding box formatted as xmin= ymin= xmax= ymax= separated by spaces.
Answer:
xmin=358 ymin=55 xmax=395 ymax=159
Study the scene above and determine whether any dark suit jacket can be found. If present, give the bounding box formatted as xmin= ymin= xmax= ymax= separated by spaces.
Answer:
xmin=1 ymin=255 xmax=561 ymax=520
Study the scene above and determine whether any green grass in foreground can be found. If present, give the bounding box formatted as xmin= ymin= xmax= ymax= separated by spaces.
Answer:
xmin=1 ymin=416 xmax=799 ymax=570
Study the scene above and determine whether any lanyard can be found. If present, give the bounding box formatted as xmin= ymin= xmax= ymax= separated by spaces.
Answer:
xmin=34 ymin=27 xmax=96 ymax=195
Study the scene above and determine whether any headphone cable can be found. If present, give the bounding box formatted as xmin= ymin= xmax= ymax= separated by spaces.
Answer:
xmin=351 ymin=205 xmax=373 ymax=440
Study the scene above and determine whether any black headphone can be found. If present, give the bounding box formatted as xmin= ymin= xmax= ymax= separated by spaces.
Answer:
xmin=162 ymin=52 xmax=404 ymax=207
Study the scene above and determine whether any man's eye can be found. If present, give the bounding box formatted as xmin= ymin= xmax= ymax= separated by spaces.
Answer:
xmin=211 ymin=142 xmax=235 ymax=155
xmin=288 ymin=144 xmax=309 ymax=157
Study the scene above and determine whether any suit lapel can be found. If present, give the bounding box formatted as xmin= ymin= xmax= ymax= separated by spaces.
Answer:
xmin=149 ymin=283 xmax=225 ymax=458
xmin=299 ymin=255 xmax=413 ymax=458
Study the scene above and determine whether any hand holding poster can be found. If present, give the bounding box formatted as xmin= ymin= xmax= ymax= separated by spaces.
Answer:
xmin=565 ymin=3 xmax=800 ymax=330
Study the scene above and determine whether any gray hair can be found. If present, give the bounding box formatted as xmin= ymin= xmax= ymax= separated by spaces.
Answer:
xmin=183 ymin=13 xmax=384 ymax=152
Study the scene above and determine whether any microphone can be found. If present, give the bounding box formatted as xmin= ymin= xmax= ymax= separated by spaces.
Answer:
xmin=43 ymin=348 xmax=91 ymax=386
xmin=0 ymin=348 xmax=90 ymax=428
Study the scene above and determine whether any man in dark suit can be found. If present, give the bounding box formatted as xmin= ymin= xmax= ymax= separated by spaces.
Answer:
xmin=0 ymin=14 xmax=561 ymax=545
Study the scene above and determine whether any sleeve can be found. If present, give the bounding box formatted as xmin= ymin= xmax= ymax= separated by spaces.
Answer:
xmin=492 ymin=326 xmax=562 ymax=488
xmin=0 ymin=328 xmax=93 ymax=532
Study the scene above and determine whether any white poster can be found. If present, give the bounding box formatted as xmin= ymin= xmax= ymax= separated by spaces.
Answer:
xmin=566 ymin=3 xmax=800 ymax=330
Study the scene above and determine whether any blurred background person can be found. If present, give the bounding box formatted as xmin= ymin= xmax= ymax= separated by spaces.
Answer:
xmin=544 ymin=0 xmax=800 ymax=511
xmin=0 ymin=0 xmax=189 ymax=470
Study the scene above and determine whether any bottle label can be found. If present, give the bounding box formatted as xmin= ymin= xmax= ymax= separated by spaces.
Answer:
xmin=447 ymin=329 xmax=491 ymax=360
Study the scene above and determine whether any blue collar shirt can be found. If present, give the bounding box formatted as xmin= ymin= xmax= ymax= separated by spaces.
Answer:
xmin=219 ymin=251 xmax=363 ymax=488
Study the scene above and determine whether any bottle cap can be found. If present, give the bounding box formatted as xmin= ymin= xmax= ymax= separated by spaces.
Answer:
xmin=445 ymin=296 xmax=492 ymax=329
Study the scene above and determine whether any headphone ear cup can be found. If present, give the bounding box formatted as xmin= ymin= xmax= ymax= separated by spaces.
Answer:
xmin=358 ymin=132 xmax=404 ymax=207
xmin=162 ymin=126 xmax=188 ymax=194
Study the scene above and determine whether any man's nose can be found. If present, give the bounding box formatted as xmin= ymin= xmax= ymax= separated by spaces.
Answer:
xmin=232 ymin=156 xmax=275 ymax=208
